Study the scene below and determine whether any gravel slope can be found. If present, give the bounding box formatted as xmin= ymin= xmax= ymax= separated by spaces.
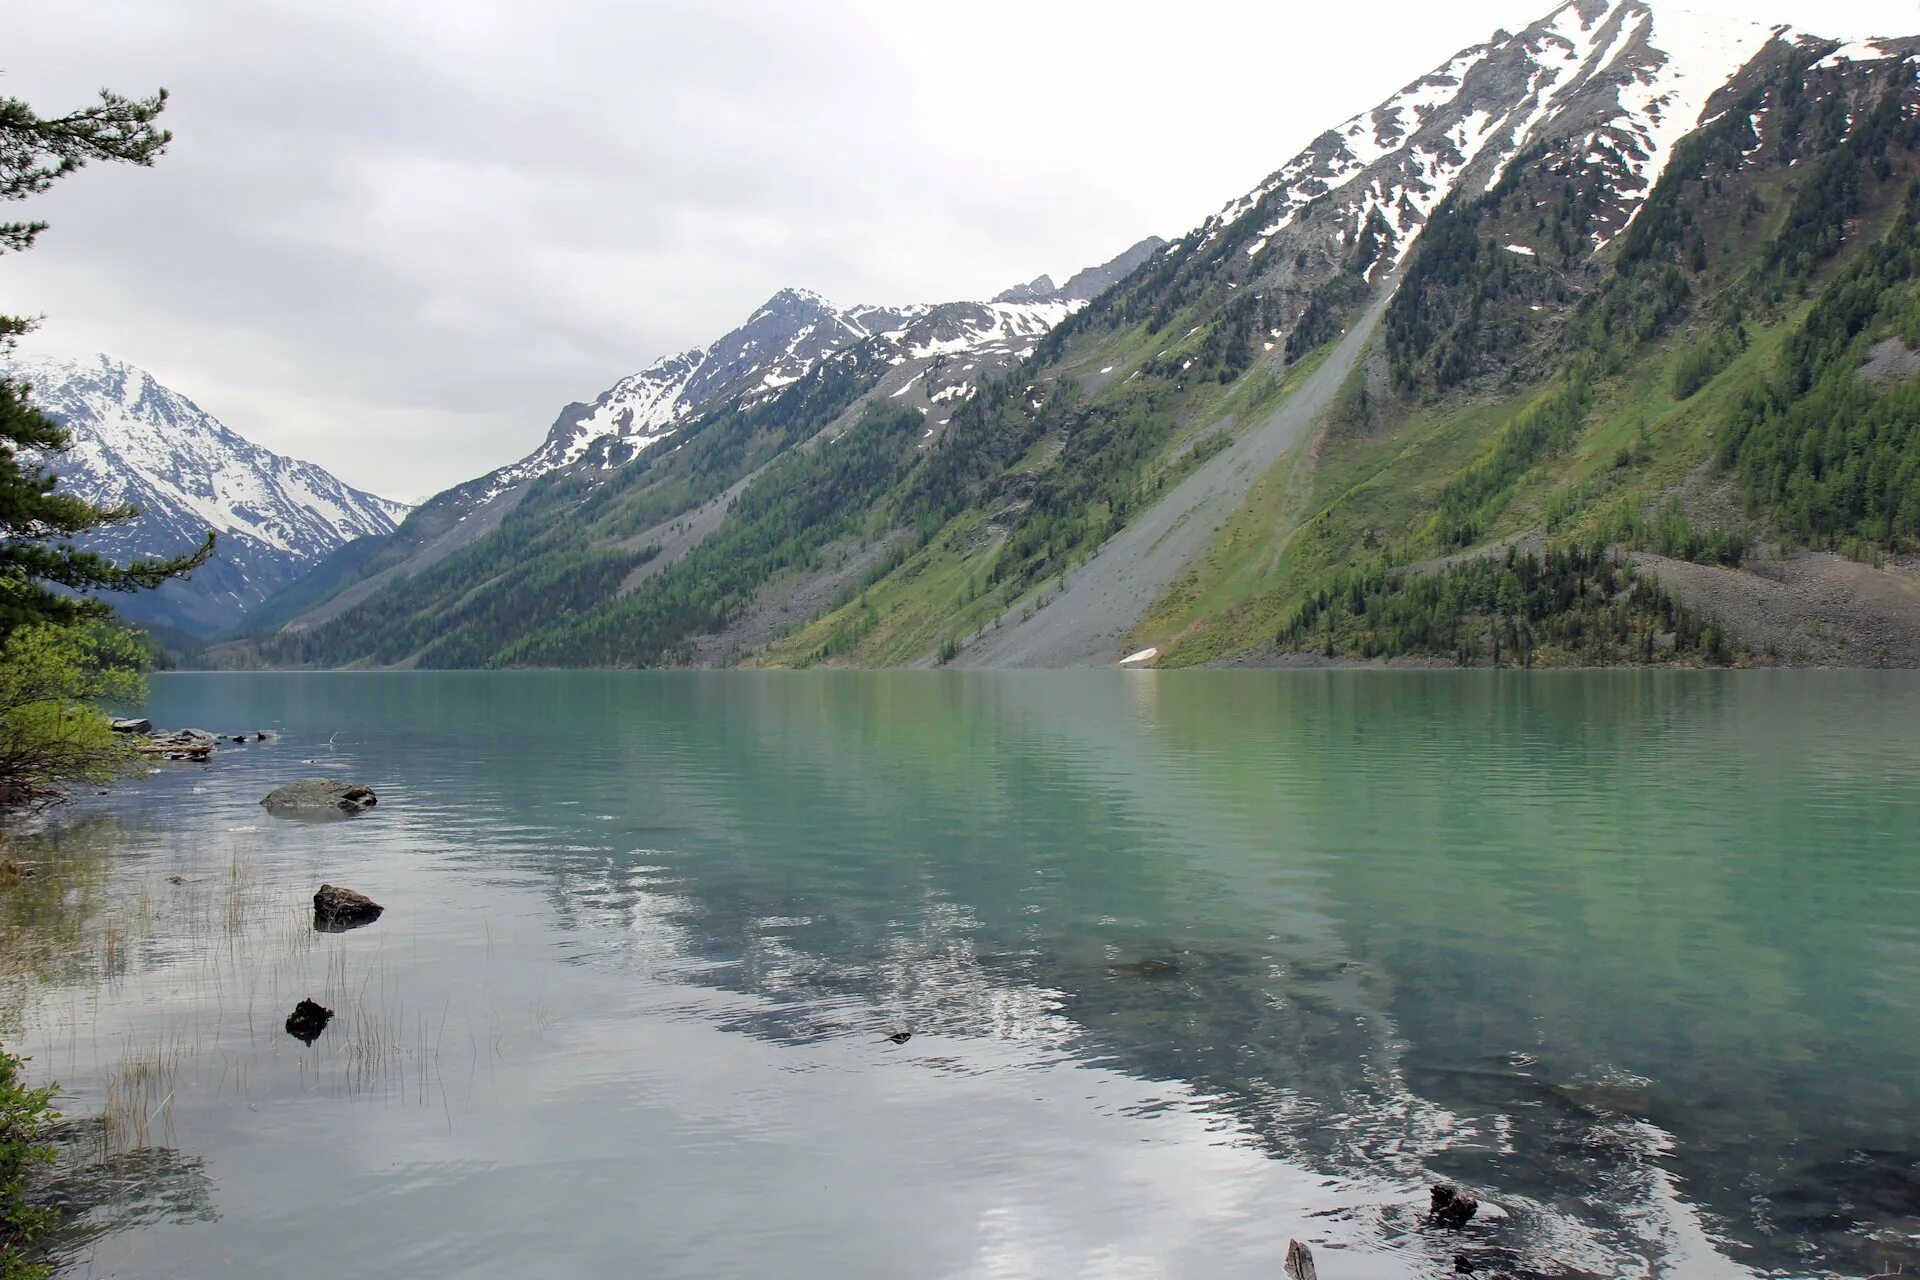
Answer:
xmin=954 ymin=282 xmax=1398 ymax=669
xmin=1632 ymin=548 xmax=1920 ymax=666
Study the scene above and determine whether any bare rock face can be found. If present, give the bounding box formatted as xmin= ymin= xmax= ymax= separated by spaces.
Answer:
xmin=261 ymin=779 xmax=376 ymax=816
xmin=285 ymin=998 xmax=333 ymax=1044
xmin=313 ymin=884 xmax=383 ymax=932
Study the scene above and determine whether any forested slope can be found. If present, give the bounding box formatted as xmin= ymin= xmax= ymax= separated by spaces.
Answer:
xmin=229 ymin=4 xmax=1920 ymax=671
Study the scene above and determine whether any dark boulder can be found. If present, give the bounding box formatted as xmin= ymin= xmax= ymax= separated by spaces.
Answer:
xmin=262 ymin=779 xmax=377 ymax=817
xmin=285 ymin=998 xmax=333 ymax=1045
xmin=110 ymin=717 xmax=152 ymax=735
xmin=314 ymin=883 xmax=384 ymax=932
xmin=1429 ymin=1183 xmax=1480 ymax=1230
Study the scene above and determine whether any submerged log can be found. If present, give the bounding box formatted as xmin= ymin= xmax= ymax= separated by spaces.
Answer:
xmin=1107 ymin=957 xmax=1181 ymax=979
xmin=1284 ymin=1239 xmax=1319 ymax=1280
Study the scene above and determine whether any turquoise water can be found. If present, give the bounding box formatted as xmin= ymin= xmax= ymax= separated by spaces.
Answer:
xmin=7 ymin=671 xmax=1920 ymax=1277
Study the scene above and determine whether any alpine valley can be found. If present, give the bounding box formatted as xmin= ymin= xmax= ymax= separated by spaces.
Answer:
xmin=205 ymin=0 xmax=1920 ymax=671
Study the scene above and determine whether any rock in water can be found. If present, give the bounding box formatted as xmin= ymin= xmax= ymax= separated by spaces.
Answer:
xmin=285 ymin=998 xmax=333 ymax=1044
xmin=1284 ymin=1239 xmax=1319 ymax=1280
xmin=261 ymin=779 xmax=377 ymax=816
xmin=313 ymin=883 xmax=384 ymax=932
xmin=1107 ymin=957 xmax=1182 ymax=979
xmin=134 ymin=728 xmax=219 ymax=761
xmin=110 ymin=717 xmax=152 ymax=735
xmin=1429 ymin=1183 xmax=1480 ymax=1230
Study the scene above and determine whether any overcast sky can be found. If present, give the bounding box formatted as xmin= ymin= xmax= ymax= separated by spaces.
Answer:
xmin=6 ymin=0 xmax=1917 ymax=502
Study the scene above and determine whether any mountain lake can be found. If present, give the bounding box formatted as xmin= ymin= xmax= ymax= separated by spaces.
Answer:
xmin=4 ymin=670 xmax=1917 ymax=1279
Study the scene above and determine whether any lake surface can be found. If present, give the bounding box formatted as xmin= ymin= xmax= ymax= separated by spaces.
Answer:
xmin=5 ymin=671 xmax=1919 ymax=1278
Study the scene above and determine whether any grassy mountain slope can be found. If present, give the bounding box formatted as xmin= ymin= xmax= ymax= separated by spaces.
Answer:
xmin=1119 ymin=40 xmax=1920 ymax=668
xmin=231 ymin=14 xmax=1920 ymax=671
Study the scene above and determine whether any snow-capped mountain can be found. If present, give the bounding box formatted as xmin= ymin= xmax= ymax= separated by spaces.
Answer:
xmin=253 ymin=237 xmax=1164 ymax=638
xmin=1172 ymin=0 xmax=1804 ymax=310
xmin=10 ymin=352 xmax=411 ymax=636
xmin=231 ymin=0 xmax=1920 ymax=683
xmin=491 ymin=237 xmax=1164 ymax=493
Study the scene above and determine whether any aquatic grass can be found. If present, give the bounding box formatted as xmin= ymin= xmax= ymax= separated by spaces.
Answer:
xmin=98 ymin=1037 xmax=180 ymax=1153
xmin=6 ymin=821 xmax=456 ymax=1123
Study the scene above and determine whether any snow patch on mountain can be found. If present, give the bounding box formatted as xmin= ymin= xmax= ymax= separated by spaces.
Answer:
xmin=11 ymin=353 xmax=408 ymax=552
xmin=1218 ymin=0 xmax=1788 ymax=266
xmin=1597 ymin=5 xmax=1779 ymax=237
xmin=7 ymin=351 xmax=411 ymax=634
xmin=478 ymin=257 xmax=1155 ymax=499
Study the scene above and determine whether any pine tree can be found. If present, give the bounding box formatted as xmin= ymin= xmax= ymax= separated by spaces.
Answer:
xmin=0 ymin=85 xmax=212 ymax=639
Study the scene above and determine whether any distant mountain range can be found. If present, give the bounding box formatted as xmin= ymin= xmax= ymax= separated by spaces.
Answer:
xmin=9 ymin=353 xmax=410 ymax=637
xmin=189 ymin=0 xmax=1920 ymax=672
xmin=226 ymin=236 xmax=1162 ymax=653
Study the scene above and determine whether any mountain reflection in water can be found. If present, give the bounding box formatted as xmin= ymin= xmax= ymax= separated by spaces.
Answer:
xmin=1 ymin=671 xmax=1914 ymax=1279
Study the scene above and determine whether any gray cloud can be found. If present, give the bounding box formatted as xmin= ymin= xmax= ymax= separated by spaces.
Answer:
xmin=4 ymin=0 xmax=1910 ymax=501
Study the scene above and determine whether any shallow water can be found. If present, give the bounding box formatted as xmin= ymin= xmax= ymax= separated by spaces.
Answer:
xmin=6 ymin=671 xmax=1920 ymax=1278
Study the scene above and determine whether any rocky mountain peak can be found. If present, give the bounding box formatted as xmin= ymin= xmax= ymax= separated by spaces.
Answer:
xmin=7 ymin=350 xmax=411 ymax=636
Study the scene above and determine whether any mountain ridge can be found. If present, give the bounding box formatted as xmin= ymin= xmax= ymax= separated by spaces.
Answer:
xmin=9 ymin=351 xmax=410 ymax=637
xmin=242 ymin=235 xmax=1164 ymax=641
xmin=225 ymin=0 xmax=1920 ymax=680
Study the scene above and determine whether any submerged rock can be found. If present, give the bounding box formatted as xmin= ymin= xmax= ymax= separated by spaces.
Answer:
xmin=313 ymin=884 xmax=384 ymax=932
xmin=262 ymin=779 xmax=377 ymax=816
xmin=285 ymin=998 xmax=333 ymax=1045
xmin=886 ymin=1030 xmax=912 ymax=1045
xmin=1429 ymin=1183 xmax=1480 ymax=1230
xmin=1107 ymin=957 xmax=1182 ymax=979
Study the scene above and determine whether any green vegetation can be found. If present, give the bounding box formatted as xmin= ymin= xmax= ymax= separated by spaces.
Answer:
xmin=1281 ymin=545 xmax=1734 ymax=667
xmin=1600 ymin=502 xmax=1748 ymax=568
xmin=502 ymin=405 xmax=924 ymax=665
xmin=0 ymin=72 xmax=189 ymax=1278
xmin=0 ymin=624 xmax=144 ymax=814
xmin=262 ymin=346 xmax=892 ymax=668
xmin=0 ymin=1048 xmax=56 ymax=1280
xmin=0 ymin=81 xmax=194 ymax=811
xmin=1429 ymin=373 xmax=1593 ymax=548
xmin=1720 ymin=183 xmax=1920 ymax=547
xmin=1671 ymin=323 xmax=1748 ymax=400
xmin=1220 ymin=53 xmax=1920 ymax=669
xmin=241 ymin=43 xmax=1920 ymax=676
